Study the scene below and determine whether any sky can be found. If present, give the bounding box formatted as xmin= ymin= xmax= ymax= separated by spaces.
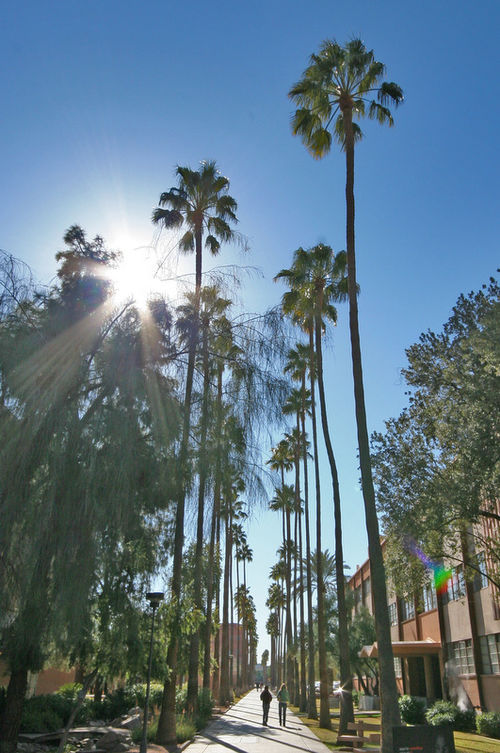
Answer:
xmin=1 ymin=1 xmax=499 ymax=660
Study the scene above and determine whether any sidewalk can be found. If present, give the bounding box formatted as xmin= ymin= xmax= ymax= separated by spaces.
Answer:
xmin=184 ymin=690 xmax=331 ymax=753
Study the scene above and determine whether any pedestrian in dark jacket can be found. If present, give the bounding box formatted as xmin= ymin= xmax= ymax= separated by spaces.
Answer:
xmin=260 ymin=685 xmax=272 ymax=725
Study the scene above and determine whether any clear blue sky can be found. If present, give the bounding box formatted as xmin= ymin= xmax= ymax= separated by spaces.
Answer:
xmin=2 ymin=1 xmax=498 ymax=659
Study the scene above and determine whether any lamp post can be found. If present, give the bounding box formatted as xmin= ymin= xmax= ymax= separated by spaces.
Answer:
xmin=140 ymin=591 xmax=164 ymax=753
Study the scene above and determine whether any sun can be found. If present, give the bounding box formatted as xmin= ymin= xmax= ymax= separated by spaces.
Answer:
xmin=109 ymin=248 xmax=160 ymax=309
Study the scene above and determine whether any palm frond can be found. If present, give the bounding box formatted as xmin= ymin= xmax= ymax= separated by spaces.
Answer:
xmin=205 ymin=234 xmax=221 ymax=256
xmin=368 ymin=101 xmax=394 ymax=125
xmin=207 ymin=216 xmax=234 ymax=243
xmin=378 ymin=81 xmax=404 ymax=106
xmin=178 ymin=230 xmax=194 ymax=253
xmin=151 ymin=208 xmax=184 ymax=228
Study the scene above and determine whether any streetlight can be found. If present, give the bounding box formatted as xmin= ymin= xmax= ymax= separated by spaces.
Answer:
xmin=140 ymin=591 xmax=164 ymax=753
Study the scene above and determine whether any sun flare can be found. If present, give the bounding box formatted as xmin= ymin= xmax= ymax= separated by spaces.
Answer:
xmin=109 ymin=248 xmax=160 ymax=309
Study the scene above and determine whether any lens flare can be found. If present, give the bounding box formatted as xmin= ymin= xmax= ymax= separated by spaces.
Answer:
xmin=405 ymin=537 xmax=452 ymax=595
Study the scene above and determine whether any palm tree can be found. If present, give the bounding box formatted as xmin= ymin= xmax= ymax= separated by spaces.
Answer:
xmin=278 ymin=243 xmax=354 ymax=735
xmin=269 ymin=481 xmax=295 ymax=700
xmin=277 ymin=244 xmax=352 ymax=729
xmin=183 ymin=288 xmax=231 ymax=713
xmin=153 ymin=162 xmax=238 ymax=745
xmin=285 ymin=348 xmax=317 ymax=718
xmin=289 ymin=40 xmax=404 ymax=747
xmin=152 ymin=161 xmax=238 ymax=292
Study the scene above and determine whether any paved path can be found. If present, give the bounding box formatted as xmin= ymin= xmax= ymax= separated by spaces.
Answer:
xmin=185 ymin=690 xmax=331 ymax=753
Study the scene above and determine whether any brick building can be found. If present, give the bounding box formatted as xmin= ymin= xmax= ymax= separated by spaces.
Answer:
xmin=348 ymin=533 xmax=500 ymax=711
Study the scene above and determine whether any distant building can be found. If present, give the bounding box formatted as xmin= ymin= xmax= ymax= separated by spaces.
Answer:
xmin=348 ymin=525 xmax=500 ymax=711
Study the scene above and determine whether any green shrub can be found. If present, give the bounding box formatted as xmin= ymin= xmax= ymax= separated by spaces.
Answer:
xmin=131 ymin=719 xmax=157 ymax=744
xmin=477 ymin=711 xmax=500 ymax=739
xmin=55 ymin=683 xmax=83 ymax=702
xmin=196 ymin=688 xmax=214 ymax=725
xmin=20 ymin=694 xmax=71 ymax=731
xmin=426 ymin=700 xmax=475 ymax=732
xmin=398 ymin=695 xmax=426 ymax=725
xmin=130 ymin=682 xmax=164 ymax=710
xmin=175 ymin=687 xmax=187 ymax=714
xmin=131 ymin=716 xmax=195 ymax=745
xmin=20 ymin=699 xmax=64 ymax=733
xmin=351 ymin=689 xmax=360 ymax=707
xmin=176 ymin=717 xmax=196 ymax=743
xmin=91 ymin=686 xmax=138 ymax=721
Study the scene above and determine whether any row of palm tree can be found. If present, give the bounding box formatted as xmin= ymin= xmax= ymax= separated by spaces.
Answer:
xmin=150 ymin=161 xmax=281 ymax=744
xmin=271 ymin=36 xmax=404 ymax=753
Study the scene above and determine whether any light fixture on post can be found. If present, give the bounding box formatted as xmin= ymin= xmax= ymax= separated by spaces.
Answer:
xmin=140 ymin=591 xmax=164 ymax=753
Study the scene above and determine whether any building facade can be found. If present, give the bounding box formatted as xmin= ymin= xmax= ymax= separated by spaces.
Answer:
xmin=348 ymin=537 xmax=500 ymax=711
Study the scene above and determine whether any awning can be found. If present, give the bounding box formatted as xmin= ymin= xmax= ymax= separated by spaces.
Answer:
xmin=359 ymin=639 xmax=441 ymax=659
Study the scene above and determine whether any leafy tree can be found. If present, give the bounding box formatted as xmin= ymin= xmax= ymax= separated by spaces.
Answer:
xmin=289 ymin=40 xmax=404 ymax=749
xmin=372 ymin=277 xmax=500 ymax=594
xmin=0 ymin=231 xmax=177 ymax=753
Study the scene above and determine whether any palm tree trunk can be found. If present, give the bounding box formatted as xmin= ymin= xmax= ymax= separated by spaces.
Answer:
xmin=314 ymin=313 xmax=354 ymax=737
xmin=157 ymin=331 xmax=196 ymax=746
xmin=308 ymin=328 xmax=330 ymax=729
xmin=219 ymin=505 xmax=232 ymax=706
xmin=157 ymin=222 xmax=204 ymax=745
xmin=187 ymin=320 xmax=211 ymax=714
xmin=205 ymin=364 xmax=224 ymax=692
xmin=203 ymin=487 xmax=218 ymax=689
xmin=296 ymin=412 xmax=307 ymax=712
xmin=285 ymin=507 xmax=295 ymax=701
xmin=342 ymin=107 xmax=400 ymax=751
xmin=301 ymin=387 xmax=317 ymax=719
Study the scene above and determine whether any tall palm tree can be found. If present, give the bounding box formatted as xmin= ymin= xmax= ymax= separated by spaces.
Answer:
xmin=278 ymin=243 xmax=354 ymax=736
xmin=184 ymin=288 xmax=231 ymax=714
xmin=152 ymin=161 xmax=238 ymax=292
xmin=289 ymin=40 xmax=404 ymax=747
xmin=153 ymin=162 xmax=238 ymax=745
xmin=285 ymin=348 xmax=317 ymax=718
xmin=277 ymin=244 xmax=353 ymax=729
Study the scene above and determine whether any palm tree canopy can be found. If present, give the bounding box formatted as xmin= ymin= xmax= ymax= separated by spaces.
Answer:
xmin=152 ymin=160 xmax=238 ymax=257
xmin=275 ymin=244 xmax=349 ymax=333
xmin=289 ymin=38 xmax=403 ymax=157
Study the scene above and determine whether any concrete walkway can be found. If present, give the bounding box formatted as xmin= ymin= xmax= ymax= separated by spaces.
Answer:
xmin=185 ymin=690 xmax=331 ymax=753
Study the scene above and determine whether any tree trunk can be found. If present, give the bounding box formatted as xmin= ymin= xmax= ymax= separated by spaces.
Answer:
xmin=342 ymin=106 xmax=400 ymax=752
xmin=57 ymin=670 xmax=97 ymax=753
xmin=301 ymin=396 xmax=317 ymax=719
xmin=314 ymin=313 xmax=354 ymax=737
xmin=285 ymin=506 xmax=295 ymax=702
xmin=219 ymin=507 xmax=232 ymax=706
xmin=157 ymin=233 xmax=200 ymax=746
xmin=205 ymin=365 xmax=223 ymax=692
xmin=186 ymin=318 xmax=211 ymax=715
xmin=308 ymin=328 xmax=330 ymax=729
xmin=0 ymin=667 xmax=28 ymax=753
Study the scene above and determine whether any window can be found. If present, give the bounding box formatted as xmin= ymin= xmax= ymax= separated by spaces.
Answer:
xmin=388 ymin=601 xmax=398 ymax=626
xmin=480 ymin=634 xmax=500 ymax=675
xmin=449 ymin=565 xmax=466 ymax=601
xmin=448 ymin=639 xmax=475 ymax=675
xmin=401 ymin=596 xmax=415 ymax=621
xmin=353 ymin=586 xmax=362 ymax=613
xmin=362 ymin=576 xmax=371 ymax=604
xmin=422 ymin=581 xmax=437 ymax=612
xmin=394 ymin=656 xmax=402 ymax=677
xmin=476 ymin=551 xmax=489 ymax=590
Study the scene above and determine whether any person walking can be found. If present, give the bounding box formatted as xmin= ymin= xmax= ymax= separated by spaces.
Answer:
xmin=276 ymin=682 xmax=290 ymax=726
xmin=260 ymin=685 xmax=272 ymax=726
